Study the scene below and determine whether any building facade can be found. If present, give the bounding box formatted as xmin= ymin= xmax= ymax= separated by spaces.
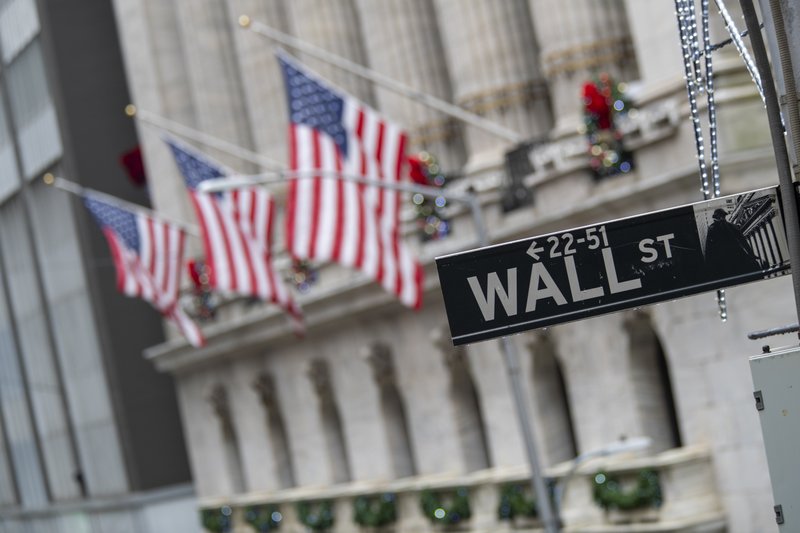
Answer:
xmin=112 ymin=1 xmax=794 ymax=532
xmin=0 ymin=0 xmax=195 ymax=531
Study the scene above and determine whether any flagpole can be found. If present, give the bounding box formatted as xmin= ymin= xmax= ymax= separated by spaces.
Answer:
xmin=197 ymin=170 xmax=490 ymax=242
xmin=239 ymin=16 xmax=524 ymax=145
xmin=43 ymin=174 xmax=201 ymax=237
xmin=125 ymin=105 xmax=284 ymax=172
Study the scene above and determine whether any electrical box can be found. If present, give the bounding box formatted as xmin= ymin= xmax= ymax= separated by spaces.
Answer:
xmin=749 ymin=344 xmax=800 ymax=528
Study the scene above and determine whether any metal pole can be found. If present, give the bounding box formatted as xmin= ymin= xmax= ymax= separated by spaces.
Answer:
xmin=501 ymin=336 xmax=561 ymax=533
xmin=44 ymin=174 xmax=200 ymax=236
xmin=739 ymin=0 xmax=800 ymax=337
xmin=240 ymin=16 xmax=523 ymax=144
xmin=126 ymin=105 xmax=284 ymax=172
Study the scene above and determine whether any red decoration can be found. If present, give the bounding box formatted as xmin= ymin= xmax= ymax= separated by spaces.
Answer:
xmin=582 ymin=82 xmax=611 ymax=130
xmin=119 ymin=146 xmax=147 ymax=187
xmin=406 ymin=155 xmax=429 ymax=185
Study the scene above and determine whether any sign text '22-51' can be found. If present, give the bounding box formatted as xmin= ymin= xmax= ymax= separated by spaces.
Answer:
xmin=436 ymin=187 xmax=790 ymax=345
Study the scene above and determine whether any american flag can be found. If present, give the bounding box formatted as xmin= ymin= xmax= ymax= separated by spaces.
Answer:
xmin=165 ymin=136 xmax=303 ymax=329
xmin=278 ymin=52 xmax=424 ymax=309
xmin=82 ymin=195 xmax=205 ymax=347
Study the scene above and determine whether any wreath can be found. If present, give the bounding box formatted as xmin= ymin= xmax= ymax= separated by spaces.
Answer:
xmin=593 ymin=468 xmax=662 ymax=511
xmin=200 ymin=506 xmax=232 ymax=533
xmin=497 ymin=483 xmax=537 ymax=520
xmin=244 ymin=503 xmax=282 ymax=531
xmin=353 ymin=493 xmax=397 ymax=528
xmin=420 ymin=487 xmax=471 ymax=526
xmin=296 ymin=499 xmax=334 ymax=531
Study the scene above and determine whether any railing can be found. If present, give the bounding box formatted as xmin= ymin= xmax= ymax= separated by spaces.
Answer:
xmin=198 ymin=445 xmax=725 ymax=533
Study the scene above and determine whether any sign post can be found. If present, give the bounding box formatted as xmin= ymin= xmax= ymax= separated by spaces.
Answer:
xmin=437 ymin=186 xmax=790 ymax=346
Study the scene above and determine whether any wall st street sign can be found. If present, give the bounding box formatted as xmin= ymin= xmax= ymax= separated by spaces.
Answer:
xmin=437 ymin=187 xmax=791 ymax=345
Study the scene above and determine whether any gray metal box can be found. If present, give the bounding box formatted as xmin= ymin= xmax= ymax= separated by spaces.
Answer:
xmin=750 ymin=345 xmax=800 ymax=528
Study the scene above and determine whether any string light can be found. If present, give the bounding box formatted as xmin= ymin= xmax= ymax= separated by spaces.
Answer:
xmin=675 ymin=0 xmax=728 ymax=321
xmin=702 ymin=0 xmax=727 ymax=321
xmin=712 ymin=0 xmax=764 ymax=103
xmin=675 ymin=0 xmax=711 ymax=200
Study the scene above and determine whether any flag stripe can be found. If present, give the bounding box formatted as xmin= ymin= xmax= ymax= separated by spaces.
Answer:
xmin=279 ymin=53 xmax=424 ymax=310
xmin=84 ymin=195 xmax=205 ymax=347
xmin=165 ymin=136 xmax=304 ymax=332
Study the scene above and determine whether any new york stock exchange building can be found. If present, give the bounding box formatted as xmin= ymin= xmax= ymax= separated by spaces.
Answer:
xmin=110 ymin=0 xmax=796 ymax=531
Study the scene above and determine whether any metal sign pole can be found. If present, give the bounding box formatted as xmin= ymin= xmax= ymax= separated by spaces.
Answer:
xmin=739 ymin=0 xmax=800 ymax=335
xmin=500 ymin=336 xmax=561 ymax=533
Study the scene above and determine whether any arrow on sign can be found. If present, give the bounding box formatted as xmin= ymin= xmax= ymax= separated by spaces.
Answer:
xmin=526 ymin=240 xmax=544 ymax=260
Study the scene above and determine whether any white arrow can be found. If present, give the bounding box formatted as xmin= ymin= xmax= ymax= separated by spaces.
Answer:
xmin=527 ymin=240 xmax=544 ymax=260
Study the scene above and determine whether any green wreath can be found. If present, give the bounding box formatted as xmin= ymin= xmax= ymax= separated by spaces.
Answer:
xmin=593 ymin=469 xmax=662 ymax=511
xmin=420 ymin=487 xmax=471 ymax=526
xmin=296 ymin=499 xmax=334 ymax=531
xmin=353 ymin=493 xmax=397 ymax=528
xmin=200 ymin=506 xmax=232 ymax=533
xmin=497 ymin=483 xmax=537 ymax=520
xmin=244 ymin=503 xmax=282 ymax=531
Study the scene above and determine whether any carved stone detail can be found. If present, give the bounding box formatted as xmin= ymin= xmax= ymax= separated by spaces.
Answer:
xmin=363 ymin=342 xmax=396 ymax=388
xmin=307 ymin=359 xmax=332 ymax=399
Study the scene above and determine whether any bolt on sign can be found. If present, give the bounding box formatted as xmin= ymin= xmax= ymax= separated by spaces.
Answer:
xmin=436 ymin=186 xmax=790 ymax=345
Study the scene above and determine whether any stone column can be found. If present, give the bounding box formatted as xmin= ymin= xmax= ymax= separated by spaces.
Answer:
xmin=307 ymin=359 xmax=352 ymax=484
xmin=285 ymin=0 xmax=374 ymax=104
xmin=355 ymin=0 xmax=466 ymax=171
xmin=225 ymin=0 xmax=291 ymax=165
xmin=173 ymin=0 xmax=255 ymax=169
xmin=207 ymin=384 xmax=246 ymax=493
xmin=432 ymin=0 xmax=552 ymax=164
xmin=252 ymin=373 xmax=296 ymax=489
xmin=531 ymin=0 xmax=638 ymax=132
xmin=431 ymin=325 xmax=491 ymax=472
xmin=363 ymin=342 xmax=417 ymax=478
xmin=525 ymin=331 xmax=577 ymax=466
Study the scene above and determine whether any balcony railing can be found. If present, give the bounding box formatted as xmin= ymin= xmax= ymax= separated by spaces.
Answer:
xmin=199 ymin=444 xmax=725 ymax=533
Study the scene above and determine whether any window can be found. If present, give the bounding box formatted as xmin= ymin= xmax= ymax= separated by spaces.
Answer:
xmin=6 ymin=40 xmax=61 ymax=178
xmin=0 ymin=91 xmax=19 ymax=203
xmin=0 ymin=0 xmax=39 ymax=64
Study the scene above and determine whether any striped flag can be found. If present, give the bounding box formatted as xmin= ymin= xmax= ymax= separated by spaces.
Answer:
xmin=278 ymin=52 xmax=424 ymax=309
xmin=82 ymin=195 xmax=205 ymax=347
xmin=165 ymin=136 xmax=303 ymax=329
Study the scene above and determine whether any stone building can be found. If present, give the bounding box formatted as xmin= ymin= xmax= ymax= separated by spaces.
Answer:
xmin=111 ymin=0 xmax=793 ymax=532
xmin=0 ymin=0 xmax=196 ymax=531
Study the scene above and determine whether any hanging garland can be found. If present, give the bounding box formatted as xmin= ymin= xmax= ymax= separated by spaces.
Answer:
xmin=419 ymin=487 xmax=471 ymax=526
xmin=592 ymin=469 xmax=662 ymax=511
xmin=407 ymin=152 xmax=452 ymax=242
xmin=187 ymin=259 xmax=217 ymax=320
xmin=200 ymin=506 xmax=232 ymax=533
xmin=582 ymin=73 xmax=634 ymax=180
xmin=296 ymin=499 xmax=334 ymax=531
xmin=289 ymin=258 xmax=319 ymax=293
xmin=244 ymin=504 xmax=283 ymax=532
xmin=353 ymin=493 xmax=397 ymax=528
xmin=497 ymin=483 xmax=537 ymax=521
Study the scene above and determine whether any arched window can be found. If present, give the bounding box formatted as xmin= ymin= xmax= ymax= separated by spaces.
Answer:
xmin=208 ymin=384 xmax=245 ymax=493
xmin=432 ymin=326 xmax=491 ymax=472
xmin=364 ymin=342 xmax=416 ymax=478
xmin=527 ymin=332 xmax=577 ymax=465
xmin=307 ymin=359 xmax=351 ymax=483
xmin=253 ymin=373 xmax=296 ymax=489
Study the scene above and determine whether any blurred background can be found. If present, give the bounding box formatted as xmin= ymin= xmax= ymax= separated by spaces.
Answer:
xmin=0 ymin=0 xmax=796 ymax=531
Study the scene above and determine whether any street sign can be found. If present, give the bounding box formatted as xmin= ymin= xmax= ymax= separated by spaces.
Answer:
xmin=436 ymin=186 xmax=791 ymax=345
